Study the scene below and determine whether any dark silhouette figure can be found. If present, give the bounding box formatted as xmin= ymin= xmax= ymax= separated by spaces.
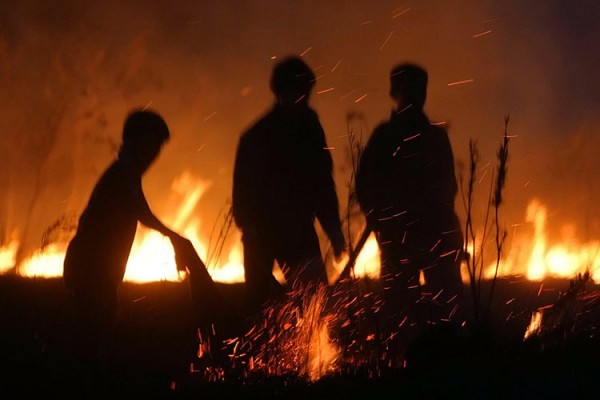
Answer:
xmin=355 ymin=64 xmax=464 ymax=329
xmin=232 ymin=56 xmax=346 ymax=312
xmin=63 ymin=109 xmax=193 ymax=360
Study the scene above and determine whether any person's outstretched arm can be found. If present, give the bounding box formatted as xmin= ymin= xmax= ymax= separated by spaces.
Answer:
xmin=132 ymin=181 xmax=179 ymax=237
xmin=308 ymin=113 xmax=346 ymax=258
xmin=126 ymin=173 xmax=192 ymax=258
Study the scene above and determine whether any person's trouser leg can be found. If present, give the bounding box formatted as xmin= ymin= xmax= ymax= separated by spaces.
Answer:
xmin=242 ymin=230 xmax=283 ymax=314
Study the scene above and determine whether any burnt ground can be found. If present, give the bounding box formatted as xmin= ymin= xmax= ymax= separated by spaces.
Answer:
xmin=1 ymin=275 xmax=599 ymax=398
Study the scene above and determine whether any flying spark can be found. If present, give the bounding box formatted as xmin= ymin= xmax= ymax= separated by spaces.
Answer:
xmin=354 ymin=94 xmax=368 ymax=103
xmin=317 ymin=87 xmax=335 ymax=94
xmin=447 ymin=79 xmax=475 ymax=86
xmin=392 ymin=8 xmax=411 ymax=18
xmin=380 ymin=31 xmax=394 ymax=50
xmin=478 ymin=168 xmax=489 ymax=184
xmin=203 ymin=112 xmax=217 ymax=122
xmin=403 ymin=133 xmax=421 ymax=141
xmin=294 ymin=94 xmax=306 ymax=104
xmin=331 ymin=59 xmax=342 ymax=72
xmin=340 ymin=89 xmax=356 ymax=99
xmin=473 ymin=30 xmax=493 ymax=38
xmin=300 ymin=47 xmax=312 ymax=56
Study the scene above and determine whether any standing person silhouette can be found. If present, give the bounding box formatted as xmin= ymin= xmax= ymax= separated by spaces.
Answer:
xmin=63 ymin=109 xmax=194 ymax=362
xmin=355 ymin=63 xmax=464 ymax=332
xmin=232 ymin=56 xmax=346 ymax=313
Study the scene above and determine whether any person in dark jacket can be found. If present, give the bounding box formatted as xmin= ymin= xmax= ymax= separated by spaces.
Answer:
xmin=63 ymin=109 xmax=194 ymax=360
xmin=355 ymin=63 xmax=464 ymax=328
xmin=232 ymin=56 xmax=346 ymax=312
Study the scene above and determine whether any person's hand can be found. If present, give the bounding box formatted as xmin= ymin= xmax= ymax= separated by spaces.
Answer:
xmin=170 ymin=235 xmax=191 ymax=250
xmin=332 ymin=245 xmax=350 ymax=281
xmin=333 ymin=239 xmax=348 ymax=263
xmin=169 ymin=234 xmax=194 ymax=272
xmin=333 ymin=246 xmax=348 ymax=263
xmin=330 ymin=228 xmax=346 ymax=258
xmin=329 ymin=230 xmax=349 ymax=282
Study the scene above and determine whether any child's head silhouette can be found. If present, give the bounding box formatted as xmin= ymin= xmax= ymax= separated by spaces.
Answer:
xmin=119 ymin=109 xmax=170 ymax=172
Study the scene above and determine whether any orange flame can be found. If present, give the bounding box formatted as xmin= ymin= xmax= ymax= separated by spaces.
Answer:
xmin=330 ymin=232 xmax=380 ymax=283
xmin=302 ymin=286 xmax=340 ymax=381
xmin=13 ymin=171 xmax=245 ymax=283
xmin=234 ymin=282 xmax=340 ymax=381
xmin=484 ymin=199 xmax=599 ymax=282
xmin=0 ymin=240 xmax=18 ymax=274
xmin=5 ymin=187 xmax=598 ymax=287
xmin=524 ymin=310 xmax=543 ymax=340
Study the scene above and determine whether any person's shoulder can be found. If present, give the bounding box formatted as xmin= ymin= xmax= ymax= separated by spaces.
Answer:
xmin=305 ymin=106 xmax=320 ymax=119
xmin=374 ymin=120 xmax=392 ymax=132
xmin=426 ymin=122 xmax=450 ymax=139
xmin=97 ymin=160 xmax=123 ymax=181
xmin=359 ymin=122 xmax=391 ymax=152
xmin=302 ymin=107 xmax=324 ymax=133
xmin=369 ymin=120 xmax=393 ymax=140
xmin=423 ymin=122 xmax=454 ymax=150
xmin=244 ymin=109 xmax=277 ymax=134
xmin=428 ymin=121 xmax=448 ymax=132
xmin=88 ymin=160 xmax=132 ymax=198
xmin=240 ymin=110 xmax=275 ymax=139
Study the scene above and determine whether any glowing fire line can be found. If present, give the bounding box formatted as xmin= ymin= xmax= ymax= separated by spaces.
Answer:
xmin=481 ymin=199 xmax=600 ymax=282
xmin=1 ymin=184 xmax=598 ymax=286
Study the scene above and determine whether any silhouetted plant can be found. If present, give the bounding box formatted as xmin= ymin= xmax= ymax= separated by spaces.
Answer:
xmin=340 ymin=111 xmax=367 ymax=274
xmin=40 ymin=213 xmax=78 ymax=250
xmin=460 ymin=116 xmax=511 ymax=326
xmin=205 ymin=203 xmax=235 ymax=271
xmin=488 ymin=115 xmax=510 ymax=309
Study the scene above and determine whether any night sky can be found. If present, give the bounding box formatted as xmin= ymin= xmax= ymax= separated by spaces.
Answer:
xmin=1 ymin=0 xmax=598 ymax=260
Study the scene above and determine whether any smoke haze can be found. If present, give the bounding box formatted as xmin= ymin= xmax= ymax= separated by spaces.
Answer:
xmin=1 ymin=0 xmax=598 ymax=262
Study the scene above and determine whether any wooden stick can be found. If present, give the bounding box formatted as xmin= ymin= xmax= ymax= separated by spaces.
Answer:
xmin=335 ymin=226 xmax=372 ymax=283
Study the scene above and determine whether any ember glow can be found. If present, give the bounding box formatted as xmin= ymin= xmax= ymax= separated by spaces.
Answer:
xmin=524 ymin=310 xmax=543 ymax=340
xmin=227 ymin=282 xmax=341 ymax=382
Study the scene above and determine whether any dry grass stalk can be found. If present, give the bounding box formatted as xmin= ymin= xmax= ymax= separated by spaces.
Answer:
xmin=460 ymin=116 xmax=511 ymax=325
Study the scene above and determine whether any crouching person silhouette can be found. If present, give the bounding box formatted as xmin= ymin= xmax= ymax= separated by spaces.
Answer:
xmin=63 ymin=109 xmax=194 ymax=364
